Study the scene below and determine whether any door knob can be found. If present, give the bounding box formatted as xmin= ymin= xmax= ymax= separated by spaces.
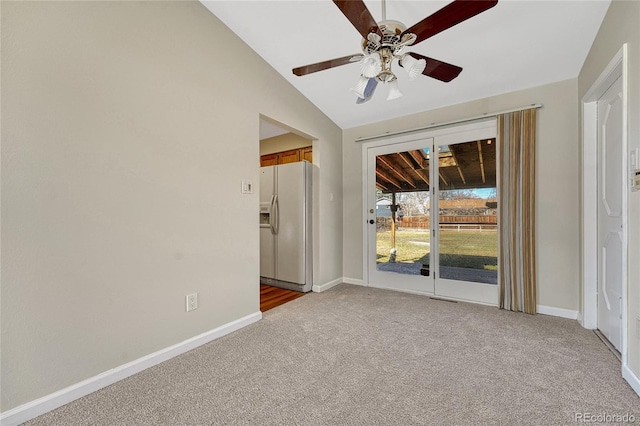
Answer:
xmin=369 ymin=219 xmax=375 ymax=224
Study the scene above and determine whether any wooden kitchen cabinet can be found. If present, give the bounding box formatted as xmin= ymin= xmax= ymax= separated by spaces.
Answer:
xmin=278 ymin=149 xmax=300 ymax=164
xmin=260 ymin=153 xmax=278 ymax=167
xmin=260 ymin=146 xmax=312 ymax=166
xmin=300 ymin=146 xmax=313 ymax=163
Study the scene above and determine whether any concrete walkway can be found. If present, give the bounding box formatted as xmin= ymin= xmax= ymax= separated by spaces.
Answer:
xmin=376 ymin=262 xmax=497 ymax=285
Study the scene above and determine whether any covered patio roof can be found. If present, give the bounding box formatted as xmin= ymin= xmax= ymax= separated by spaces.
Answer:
xmin=376 ymin=138 xmax=497 ymax=193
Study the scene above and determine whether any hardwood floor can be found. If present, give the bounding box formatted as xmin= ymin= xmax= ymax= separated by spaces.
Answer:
xmin=260 ymin=284 xmax=305 ymax=312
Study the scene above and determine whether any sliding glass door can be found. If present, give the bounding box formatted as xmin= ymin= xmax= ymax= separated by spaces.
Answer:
xmin=432 ymin=130 xmax=498 ymax=304
xmin=364 ymin=121 xmax=498 ymax=304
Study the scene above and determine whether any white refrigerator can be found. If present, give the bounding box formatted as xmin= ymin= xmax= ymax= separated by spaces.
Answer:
xmin=259 ymin=161 xmax=313 ymax=292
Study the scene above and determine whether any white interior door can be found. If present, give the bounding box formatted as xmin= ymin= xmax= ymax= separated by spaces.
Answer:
xmin=597 ymin=76 xmax=624 ymax=351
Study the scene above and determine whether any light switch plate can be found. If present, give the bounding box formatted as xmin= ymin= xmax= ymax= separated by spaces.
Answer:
xmin=241 ymin=180 xmax=253 ymax=194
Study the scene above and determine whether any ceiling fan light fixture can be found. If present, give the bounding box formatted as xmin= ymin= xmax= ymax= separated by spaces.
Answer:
xmin=401 ymin=55 xmax=427 ymax=80
xmin=360 ymin=53 xmax=382 ymax=78
xmin=377 ymin=70 xmax=396 ymax=83
xmin=350 ymin=76 xmax=370 ymax=98
xmin=376 ymin=47 xmax=396 ymax=83
xmin=386 ymin=80 xmax=403 ymax=101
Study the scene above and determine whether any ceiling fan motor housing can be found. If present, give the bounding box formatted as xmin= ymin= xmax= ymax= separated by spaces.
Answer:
xmin=362 ymin=20 xmax=408 ymax=55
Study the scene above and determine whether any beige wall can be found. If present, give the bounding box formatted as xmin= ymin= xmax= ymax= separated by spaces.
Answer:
xmin=578 ymin=0 xmax=640 ymax=377
xmin=260 ymin=133 xmax=312 ymax=156
xmin=1 ymin=1 xmax=343 ymax=411
xmin=343 ymin=79 xmax=580 ymax=312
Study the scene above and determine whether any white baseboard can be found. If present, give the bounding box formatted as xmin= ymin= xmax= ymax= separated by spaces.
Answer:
xmin=312 ymin=277 xmax=342 ymax=293
xmin=0 ymin=312 xmax=262 ymax=426
xmin=341 ymin=286 xmax=578 ymax=320
xmin=537 ymin=305 xmax=579 ymax=320
xmin=623 ymin=364 xmax=640 ymax=397
xmin=342 ymin=277 xmax=365 ymax=286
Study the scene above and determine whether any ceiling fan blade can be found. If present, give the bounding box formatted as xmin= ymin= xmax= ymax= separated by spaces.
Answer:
xmin=356 ymin=78 xmax=379 ymax=104
xmin=402 ymin=53 xmax=462 ymax=82
xmin=292 ymin=54 xmax=363 ymax=76
xmin=333 ymin=0 xmax=382 ymax=39
xmin=403 ymin=0 xmax=498 ymax=45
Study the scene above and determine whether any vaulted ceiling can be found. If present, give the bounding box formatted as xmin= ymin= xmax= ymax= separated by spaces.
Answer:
xmin=203 ymin=1 xmax=610 ymax=129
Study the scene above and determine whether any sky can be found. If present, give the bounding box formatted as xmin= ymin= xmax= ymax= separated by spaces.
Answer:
xmin=474 ymin=188 xmax=496 ymax=199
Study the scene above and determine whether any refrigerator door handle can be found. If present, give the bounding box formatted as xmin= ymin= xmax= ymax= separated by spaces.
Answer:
xmin=269 ymin=195 xmax=276 ymax=235
xmin=273 ymin=194 xmax=280 ymax=235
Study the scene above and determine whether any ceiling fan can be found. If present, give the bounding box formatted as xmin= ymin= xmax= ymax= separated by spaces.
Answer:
xmin=292 ymin=0 xmax=498 ymax=103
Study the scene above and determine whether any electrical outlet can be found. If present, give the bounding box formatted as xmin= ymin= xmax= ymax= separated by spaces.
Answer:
xmin=186 ymin=293 xmax=198 ymax=312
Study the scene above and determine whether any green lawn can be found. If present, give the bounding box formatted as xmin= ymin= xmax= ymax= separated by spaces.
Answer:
xmin=376 ymin=228 xmax=497 ymax=270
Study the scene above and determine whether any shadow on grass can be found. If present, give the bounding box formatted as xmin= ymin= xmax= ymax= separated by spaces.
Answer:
xmin=377 ymin=253 xmax=497 ymax=271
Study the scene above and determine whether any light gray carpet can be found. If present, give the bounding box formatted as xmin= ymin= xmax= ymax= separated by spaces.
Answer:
xmin=26 ymin=284 xmax=639 ymax=425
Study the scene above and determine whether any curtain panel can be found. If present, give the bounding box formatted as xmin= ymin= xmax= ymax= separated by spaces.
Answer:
xmin=497 ymin=109 xmax=537 ymax=314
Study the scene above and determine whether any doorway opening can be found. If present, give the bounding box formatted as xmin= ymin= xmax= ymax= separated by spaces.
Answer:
xmin=259 ymin=117 xmax=316 ymax=311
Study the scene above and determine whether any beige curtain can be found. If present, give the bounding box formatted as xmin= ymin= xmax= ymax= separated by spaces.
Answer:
xmin=497 ymin=109 xmax=537 ymax=314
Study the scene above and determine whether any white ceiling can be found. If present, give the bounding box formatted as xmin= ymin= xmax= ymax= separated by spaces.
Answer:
xmin=203 ymin=0 xmax=610 ymax=130
xmin=259 ymin=119 xmax=290 ymax=140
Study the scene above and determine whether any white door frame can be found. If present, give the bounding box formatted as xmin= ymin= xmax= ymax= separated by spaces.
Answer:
xmin=361 ymin=118 xmax=497 ymax=301
xmin=581 ymin=44 xmax=628 ymax=364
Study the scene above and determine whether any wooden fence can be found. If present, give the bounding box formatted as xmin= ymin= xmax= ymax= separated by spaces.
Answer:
xmin=377 ymin=215 xmax=497 ymax=231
